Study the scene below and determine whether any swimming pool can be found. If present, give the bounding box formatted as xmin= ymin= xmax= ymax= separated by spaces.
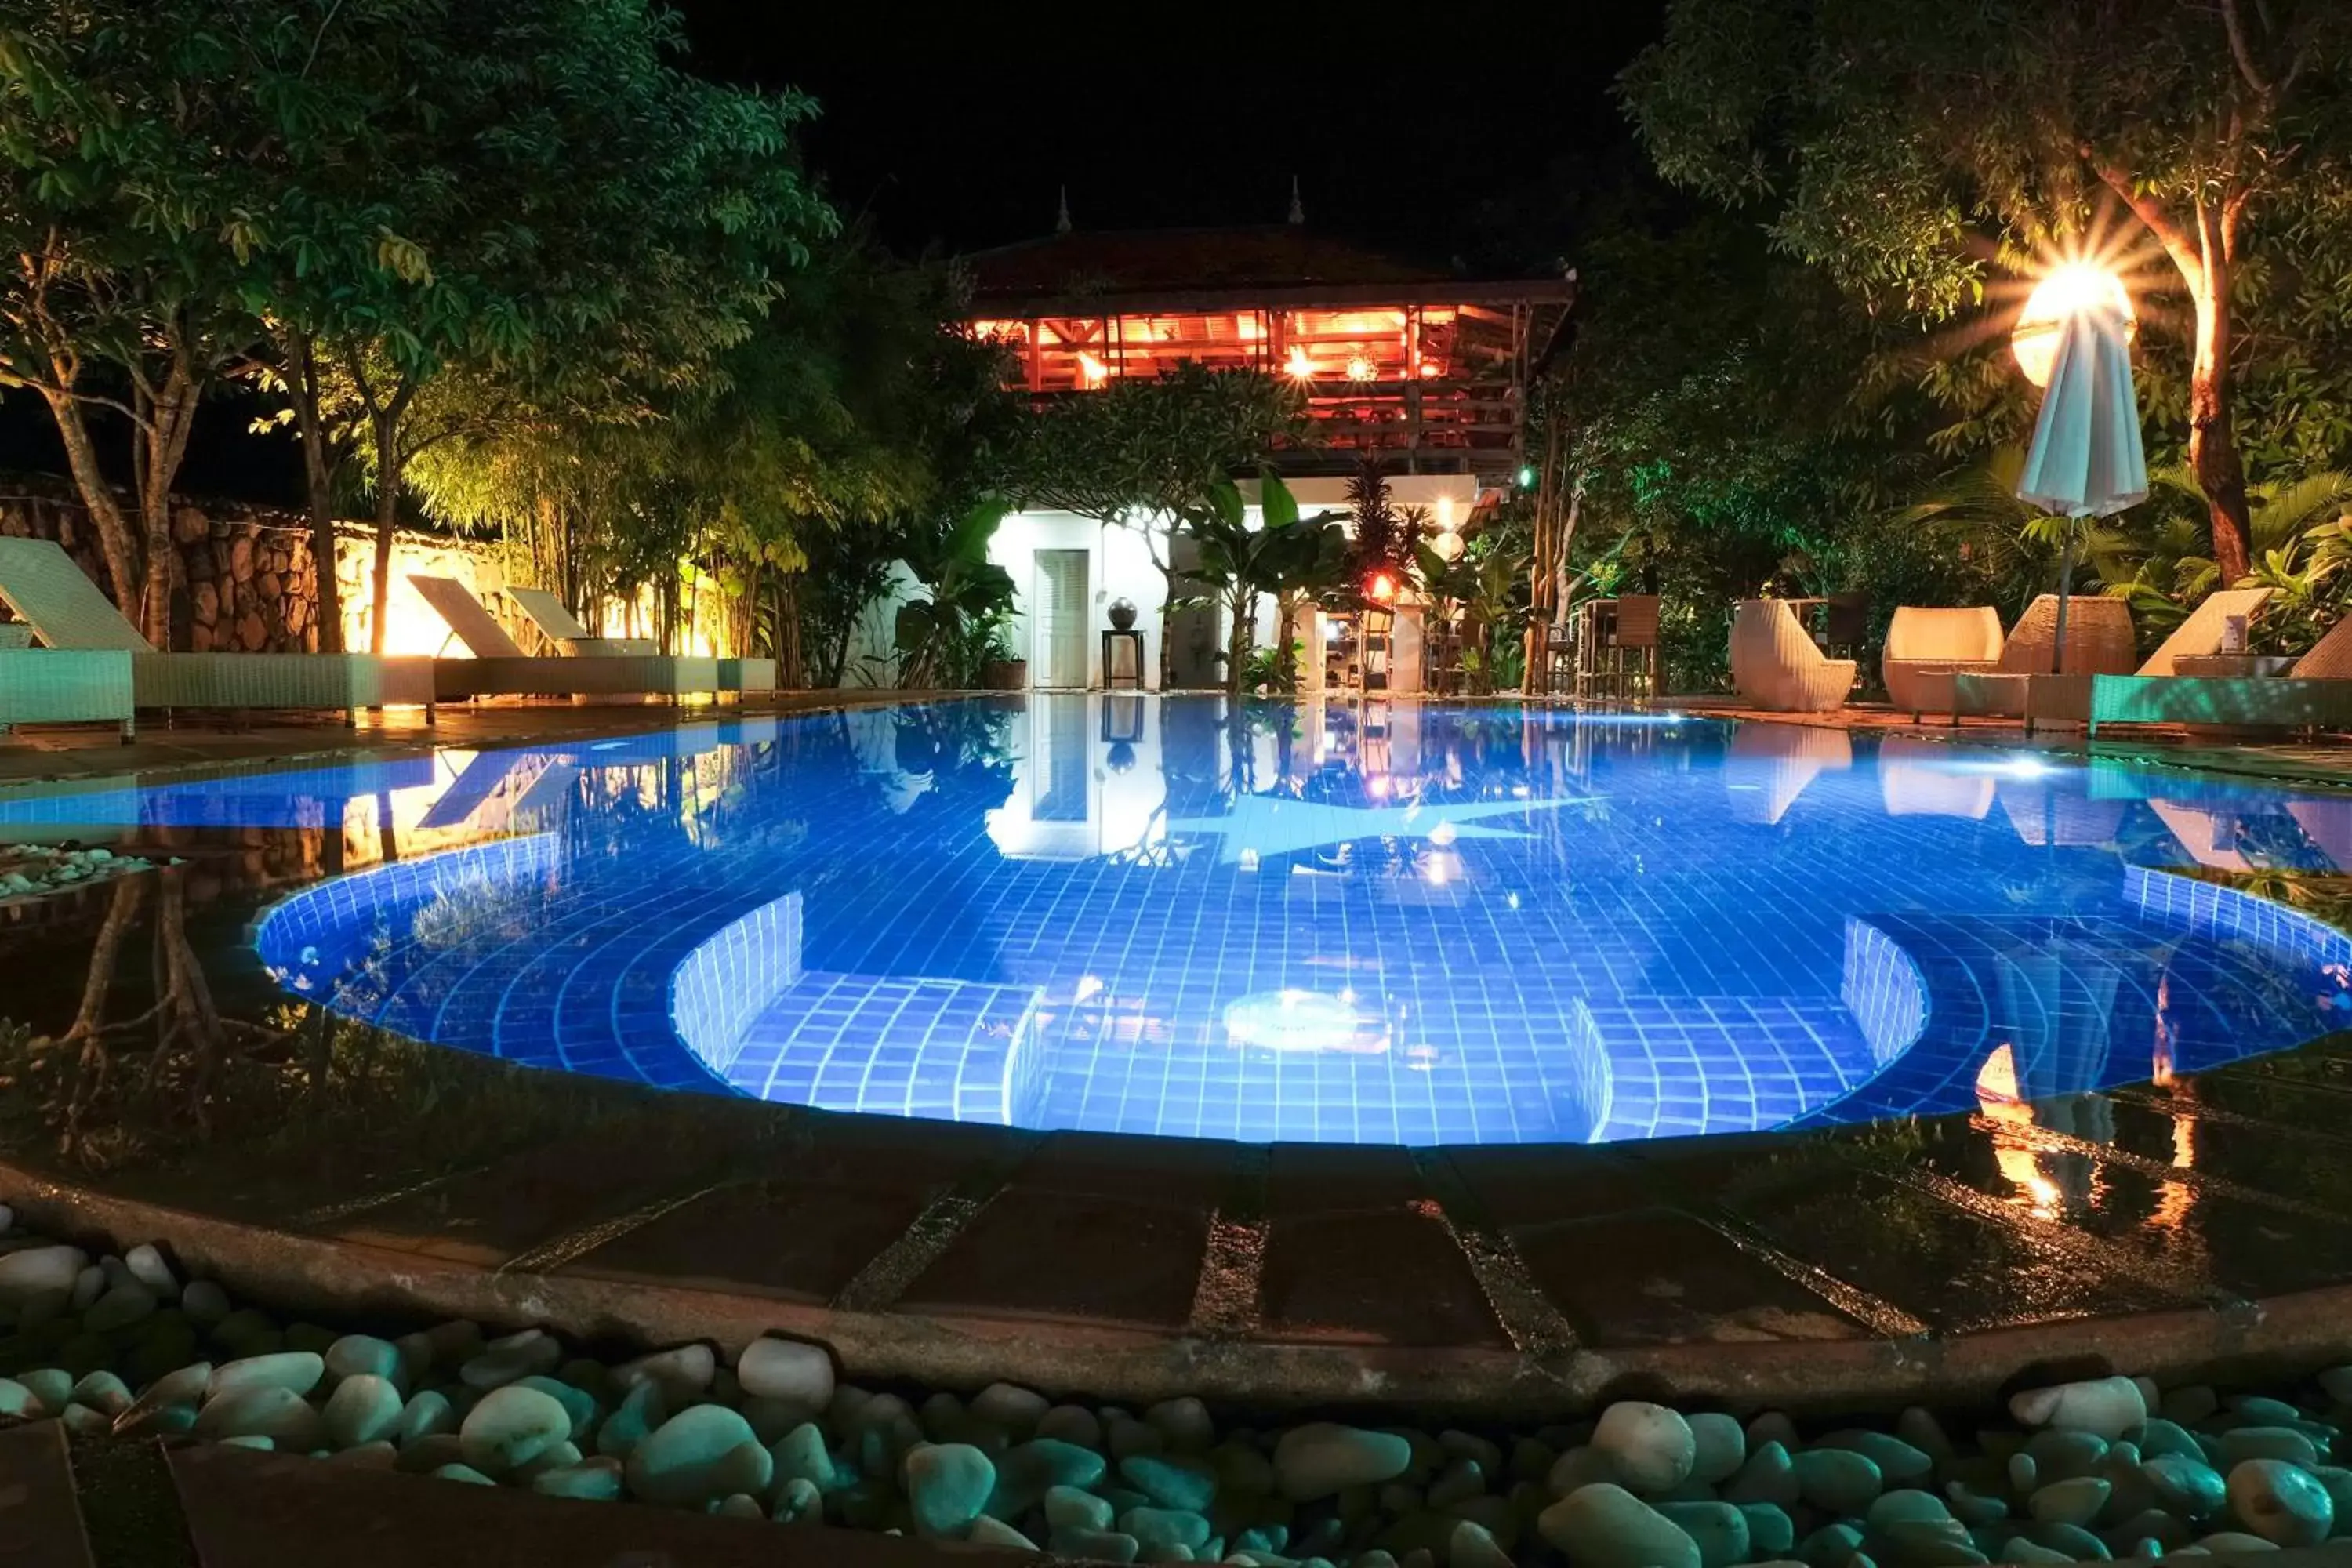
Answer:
xmin=65 ymin=696 xmax=2352 ymax=1146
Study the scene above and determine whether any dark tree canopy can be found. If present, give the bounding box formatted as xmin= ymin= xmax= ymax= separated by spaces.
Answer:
xmin=1622 ymin=0 xmax=2352 ymax=584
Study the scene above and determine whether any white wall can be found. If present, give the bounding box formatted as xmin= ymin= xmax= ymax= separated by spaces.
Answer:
xmin=841 ymin=477 xmax=1481 ymax=691
xmin=840 ymin=560 xmax=924 ymax=688
xmin=989 ymin=510 xmax=1171 ymax=690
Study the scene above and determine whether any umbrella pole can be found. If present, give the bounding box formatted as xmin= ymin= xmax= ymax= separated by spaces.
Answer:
xmin=2050 ymin=524 xmax=2078 ymax=677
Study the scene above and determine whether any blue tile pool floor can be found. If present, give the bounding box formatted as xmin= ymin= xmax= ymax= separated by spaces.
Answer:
xmin=23 ymin=697 xmax=2352 ymax=1146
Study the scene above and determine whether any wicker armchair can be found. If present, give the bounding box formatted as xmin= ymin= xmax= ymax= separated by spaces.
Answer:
xmin=1728 ymin=598 xmax=1857 ymax=713
xmin=1882 ymin=606 xmax=2003 ymax=719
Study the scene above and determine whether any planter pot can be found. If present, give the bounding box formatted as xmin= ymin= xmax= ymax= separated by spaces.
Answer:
xmin=1108 ymin=598 xmax=1138 ymax=631
xmin=982 ymin=659 xmax=1028 ymax=691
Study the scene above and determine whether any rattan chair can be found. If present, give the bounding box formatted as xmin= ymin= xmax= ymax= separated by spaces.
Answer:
xmin=1882 ymin=606 xmax=2004 ymax=719
xmin=1728 ymin=598 xmax=1857 ymax=713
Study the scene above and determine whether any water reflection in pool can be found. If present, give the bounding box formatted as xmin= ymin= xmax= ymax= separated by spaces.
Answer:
xmin=17 ymin=696 xmax=2350 ymax=1147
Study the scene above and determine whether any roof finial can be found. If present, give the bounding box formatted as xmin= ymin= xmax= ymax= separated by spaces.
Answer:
xmin=1287 ymin=175 xmax=1305 ymax=226
xmin=1054 ymin=185 xmax=1072 ymax=235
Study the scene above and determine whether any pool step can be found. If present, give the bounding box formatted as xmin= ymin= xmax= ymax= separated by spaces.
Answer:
xmin=1570 ymin=995 xmax=1886 ymax=1142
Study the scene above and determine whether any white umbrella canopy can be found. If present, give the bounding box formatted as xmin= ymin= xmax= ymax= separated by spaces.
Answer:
xmin=2015 ymin=298 xmax=2147 ymax=676
xmin=2017 ymin=301 xmax=2148 ymax=518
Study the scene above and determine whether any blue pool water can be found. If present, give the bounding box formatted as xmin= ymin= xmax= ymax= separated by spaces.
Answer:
xmin=22 ymin=697 xmax=2352 ymax=1146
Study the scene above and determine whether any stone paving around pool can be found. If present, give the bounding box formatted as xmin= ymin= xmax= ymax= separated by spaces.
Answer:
xmin=9 ymin=1012 xmax=2352 ymax=1419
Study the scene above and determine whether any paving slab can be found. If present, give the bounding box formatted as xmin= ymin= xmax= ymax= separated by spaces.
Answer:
xmin=0 ymin=1423 xmax=96 ymax=1568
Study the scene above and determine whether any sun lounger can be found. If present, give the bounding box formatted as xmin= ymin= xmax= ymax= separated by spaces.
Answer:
xmin=2087 ymin=611 xmax=2352 ymax=736
xmin=501 ymin=586 xmax=659 ymax=657
xmin=0 ymin=645 xmax=134 ymax=741
xmin=505 ymin=586 xmax=780 ymax=692
xmin=0 ymin=536 xmax=432 ymax=724
xmin=408 ymin=575 xmax=734 ymax=702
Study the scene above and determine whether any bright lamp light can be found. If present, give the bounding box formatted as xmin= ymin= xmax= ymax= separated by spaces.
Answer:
xmin=2011 ymin=263 xmax=2135 ymax=388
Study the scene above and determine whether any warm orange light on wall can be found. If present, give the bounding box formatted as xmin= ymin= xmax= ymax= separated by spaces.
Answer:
xmin=1236 ymin=314 xmax=1261 ymax=339
xmin=1285 ymin=347 xmax=1313 ymax=379
xmin=1345 ymin=354 xmax=1376 ymax=383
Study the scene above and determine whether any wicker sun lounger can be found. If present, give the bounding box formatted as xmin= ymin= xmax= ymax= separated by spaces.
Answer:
xmin=0 ymin=643 xmax=134 ymax=741
xmin=0 ymin=537 xmax=433 ymax=724
xmin=408 ymin=575 xmax=734 ymax=702
xmin=503 ymin=585 xmax=777 ymax=692
xmin=2087 ymin=612 xmax=2352 ymax=736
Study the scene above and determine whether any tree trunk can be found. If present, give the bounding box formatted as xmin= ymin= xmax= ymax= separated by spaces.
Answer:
xmin=137 ymin=352 xmax=201 ymax=648
xmin=368 ymin=411 xmax=399 ymax=656
xmin=1224 ymin=586 xmax=1254 ymax=701
xmin=38 ymin=387 xmax=141 ymax=616
xmin=2188 ymin=272 xmax=2252 ymax=586
xmin=354 ymin=368 xmax=418 ymax=657
xmin=285 ymin=332 xmax=343 ymax=654
xmin=2089 ymin=163 xmax=2256 ymax=591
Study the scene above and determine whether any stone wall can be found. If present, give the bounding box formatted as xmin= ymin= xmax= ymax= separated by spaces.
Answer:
xmin=0 ymin=476 xmax=500 ymax=654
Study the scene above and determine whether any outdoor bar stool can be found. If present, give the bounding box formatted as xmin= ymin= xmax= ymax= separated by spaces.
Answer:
xmin=1579 ymin=594 xmax=1661 ymax=705
xmin=1821 ymin=592 xmax=1871 ymax=659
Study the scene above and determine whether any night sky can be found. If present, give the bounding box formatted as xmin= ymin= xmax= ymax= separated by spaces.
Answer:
xmin=0 ymin=5 xmax=1667 ymax=500
xmin=670 ymin=3 xmax=1668 ymax=262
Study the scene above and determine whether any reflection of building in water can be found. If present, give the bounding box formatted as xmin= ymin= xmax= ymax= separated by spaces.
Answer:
xmin=986 ymin=695 xmax=1167 ymax=861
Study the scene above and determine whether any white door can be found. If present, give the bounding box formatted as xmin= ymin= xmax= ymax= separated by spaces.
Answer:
xmin=1033 ymin=549 xmax=1089 ymax=688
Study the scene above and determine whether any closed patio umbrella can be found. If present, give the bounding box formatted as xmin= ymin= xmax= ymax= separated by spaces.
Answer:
xmin=2016 ymin=299 xmax=2147 ymax=673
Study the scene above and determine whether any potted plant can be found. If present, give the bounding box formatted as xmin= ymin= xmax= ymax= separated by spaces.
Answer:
xmin=978 ymin=619 xmax=1026 ymax=690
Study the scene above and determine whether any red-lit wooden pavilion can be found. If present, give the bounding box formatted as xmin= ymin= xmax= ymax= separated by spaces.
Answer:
xmin=964 ymin=218 xmax=1575 ymax=488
